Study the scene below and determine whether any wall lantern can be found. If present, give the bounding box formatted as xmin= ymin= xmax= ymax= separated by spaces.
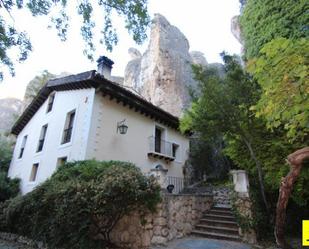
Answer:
xmin=117 ymin=119 xmax=128 ymax=135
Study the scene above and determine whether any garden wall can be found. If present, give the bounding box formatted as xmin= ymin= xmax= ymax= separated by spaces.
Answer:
xmin=110 ymin=193 xmax=213 ymax=249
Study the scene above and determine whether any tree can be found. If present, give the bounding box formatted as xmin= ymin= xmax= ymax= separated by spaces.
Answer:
xmin=248 ymin=37 xmax=309 ymax=249
xmin=248 ymin=38 xmax=309 ymax=141
xmin=181 ymin=53 xmax=270 ymax=213
xmin=239 ymin=0 xmax=308 ymax=60
xmin=239 ymin=1 xmax=308 ymax=245
xmin=0 ymin=0 xmax=150 ymax=80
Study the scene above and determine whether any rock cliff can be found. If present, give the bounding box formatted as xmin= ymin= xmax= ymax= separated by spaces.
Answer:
xmin=0 ymin=98 xmax=23 ymax=133
xmin=124 ymin=14 xmax=207 ymax=117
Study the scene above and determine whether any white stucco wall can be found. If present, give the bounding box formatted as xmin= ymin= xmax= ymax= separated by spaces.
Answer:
xmin=85 ymin=94 xmax=190 ymax=180
xmin=8 ymin=88 xmax=95 ymax=194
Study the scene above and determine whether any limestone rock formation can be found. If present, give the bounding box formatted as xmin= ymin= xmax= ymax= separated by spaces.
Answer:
xmin=124 ymin=48 xmax=142 ymax=90
xmin=231 ymin=15 xmax=243 ymax=45
xmin=190 ymin=51 xmax=208 ymax=67
xmin=0 ymin=98 xmax=23 ymax=133
xmin=124 ymin=14 xmax=207 ymax=117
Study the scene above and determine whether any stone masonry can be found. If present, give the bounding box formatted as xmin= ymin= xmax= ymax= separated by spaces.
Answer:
xmin=110 ymin=193 xmax=213 ymax=249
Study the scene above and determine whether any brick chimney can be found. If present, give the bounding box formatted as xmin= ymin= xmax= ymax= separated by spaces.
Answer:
xmin=97 ymin=56 xmax=114 ymax=80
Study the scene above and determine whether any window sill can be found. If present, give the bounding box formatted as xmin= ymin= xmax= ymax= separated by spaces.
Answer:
xmin=34 ymin=151 xmax=43 ymax=157
xmin=59 ymin=141 xmax=73 ymax=149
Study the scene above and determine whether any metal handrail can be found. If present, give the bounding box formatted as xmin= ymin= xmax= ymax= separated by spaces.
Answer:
xmin=148 ymin=136 xmax=174 ymax=158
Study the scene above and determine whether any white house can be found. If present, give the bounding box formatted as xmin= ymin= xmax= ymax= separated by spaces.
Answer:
xmin=8 ymin=57 xmax=190 ymax=194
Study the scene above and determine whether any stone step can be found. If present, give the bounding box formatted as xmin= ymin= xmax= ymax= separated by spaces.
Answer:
xmin=191 ymin=229 xmax=241 ymax=241
xmin=199 ymin=218 xmax=238 ymax=229
xmin=203 ymin=214 xmax=236 ymax=222
xmin=212 ymin=205 xmax=232 ymax=211
xmin=195 ymin=224 xmax=239 ymax=236
xmin=208 ymin=210 xmax=234 ymax=216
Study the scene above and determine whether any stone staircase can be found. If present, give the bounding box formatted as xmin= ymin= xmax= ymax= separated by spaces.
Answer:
xmin=192 ymin=205 xmax=240 ymax=241
xmin=192 ymin=187 xmax=241 ymax=241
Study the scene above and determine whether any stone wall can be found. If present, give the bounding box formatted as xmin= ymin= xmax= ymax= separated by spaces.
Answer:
xmin=110 ymin=193 xmax=213 ymax=249
xmin=233 ymin=194 xmax=257 ymax=244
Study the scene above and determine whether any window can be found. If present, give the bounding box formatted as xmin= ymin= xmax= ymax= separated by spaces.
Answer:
xmin=57 ymin=157 xmax=67 ymax=168
xmin=172 ymin=143 xmax=179 ymax=159
xmin=46 ymin=93 xmax=55 ymax=113
xmin=62 ymin=110 xmax=75 ymax=144
xmin=155 ymin=127 xmax=162 ymax=153
xmin=37 ymin=124 xmax=48 ymax=152
xmin=18 ymin=135 xmax=27 ymax=158
xmin=29 ymin=163 xmax=39 ymax=182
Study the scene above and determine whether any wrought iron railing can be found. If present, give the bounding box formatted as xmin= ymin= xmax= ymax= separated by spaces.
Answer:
xmin=166 ymin=176 xmax=184 ymax=194
xmin=148 ymin=136 xmax=173 ymax=158
xmin=62 ymin=127 xmax=73 ymax=144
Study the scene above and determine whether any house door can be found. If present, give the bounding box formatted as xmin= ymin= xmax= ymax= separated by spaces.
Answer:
xmin=155 ymin=127 xmax=161 ymax=153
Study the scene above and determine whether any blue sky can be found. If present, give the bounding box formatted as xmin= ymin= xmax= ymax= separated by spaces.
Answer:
xmin=0 ymin=0 xmax=241 ymax=99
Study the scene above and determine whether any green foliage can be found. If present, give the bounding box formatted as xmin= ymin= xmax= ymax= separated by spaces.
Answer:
xmin=181 ymin=54 xmax=261 ymax=141
xmin=0 ymin=134 xmax=20 ymax=203
xmin=240 ymin=0 xmax=309 ymax=59
xmin=180 ymin=54 xmax=262 ymax=179
xmin=230 ymin=191 xmax=256 ymax=232
xmin=188 ymin=137 xmax=230 ymax=180
xmin=0 ymin=172 xmax=20 ymax=203
xmin=0 ymin=0 xmax=150 ymax=80
xmin=248 ymin=38 xmax=309 ymax=141
xmin=0 ymin=135 xmax=13 ymax=173
xmin=225 ymin=127 xmax=309 ymax=207
xmin=0 ymin=160 xmax=161 ymax=249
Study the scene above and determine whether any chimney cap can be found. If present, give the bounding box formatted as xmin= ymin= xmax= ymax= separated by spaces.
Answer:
xmin=97 ymin=56 xmax=114 ymax=67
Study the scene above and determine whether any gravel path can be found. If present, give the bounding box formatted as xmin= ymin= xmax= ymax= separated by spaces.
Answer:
xmin=151 ymin=236 xmax=252 ymax=249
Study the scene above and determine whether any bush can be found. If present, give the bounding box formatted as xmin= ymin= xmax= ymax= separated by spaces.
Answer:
xmin=0 ymin=172 xmax=20 ymax=202
xmin=0 ymin=160 xmax=161 ymax=249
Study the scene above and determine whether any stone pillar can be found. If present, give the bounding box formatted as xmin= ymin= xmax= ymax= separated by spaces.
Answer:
xmin=230 ymin=170 xmax=249 ymax=197
xmin=150 ymin=166 xmax=168 ymax=189
xmin=230 ymin=170 xmax=257 ymax=244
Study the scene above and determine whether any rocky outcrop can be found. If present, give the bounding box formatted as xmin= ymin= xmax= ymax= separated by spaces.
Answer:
xmin=0 ymin=98 xmax=23 ymax=133
xmin=231 ymin=16 xmax=243 ymax=45
xmin=124 ymin=14 xmax=207 ymax=117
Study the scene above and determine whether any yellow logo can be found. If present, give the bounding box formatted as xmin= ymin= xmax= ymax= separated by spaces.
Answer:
xmin=303 ymin=220 xmax=309 ymax=246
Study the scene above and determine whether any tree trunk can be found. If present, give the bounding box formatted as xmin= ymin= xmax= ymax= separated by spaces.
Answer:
xmin=242 ymin=137 xmax=270 ymax=213
xmin=275 ymin=147 xmax=309 ymax=249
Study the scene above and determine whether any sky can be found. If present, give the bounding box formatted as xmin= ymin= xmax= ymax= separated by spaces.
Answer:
xmin=0 ymin=0 xmax=241 ymax=100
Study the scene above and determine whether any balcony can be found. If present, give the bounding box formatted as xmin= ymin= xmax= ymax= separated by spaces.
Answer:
xmin=148 ymin=136 xmax=175 ymax=162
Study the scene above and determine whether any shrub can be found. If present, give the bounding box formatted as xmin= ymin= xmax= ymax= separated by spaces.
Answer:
xmin=0 ymin=172 xmax=20 ymax=202
xmin=1 ymin=160 xmax=161 ymax=249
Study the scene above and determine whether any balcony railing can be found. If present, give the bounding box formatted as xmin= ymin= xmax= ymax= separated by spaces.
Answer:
xmin=148 ymin=136 xmax=175 ymax=161
xmin=62 ymin=127 xmax=73 ymax=144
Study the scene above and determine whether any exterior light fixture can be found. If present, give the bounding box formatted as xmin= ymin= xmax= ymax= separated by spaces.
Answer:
xmin=117 ymin=119 xmax=128 ymax=135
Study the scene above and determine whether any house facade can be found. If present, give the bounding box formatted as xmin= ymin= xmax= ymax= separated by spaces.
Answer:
xmin=8 ymin=57 xmax=190 ymax=194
